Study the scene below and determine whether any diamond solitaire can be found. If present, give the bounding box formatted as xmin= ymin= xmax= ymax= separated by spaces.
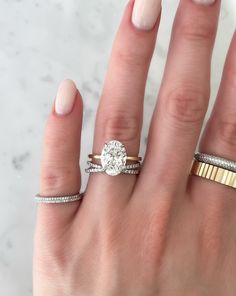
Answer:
xmin=87 ymin=140 xmax=142 ymax=176
xmin=101 ymin=140 xmax=127 ymax=176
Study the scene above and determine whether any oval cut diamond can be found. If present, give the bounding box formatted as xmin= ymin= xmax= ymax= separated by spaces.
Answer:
xmin=101 ymin=140 xmax=127 ymax=176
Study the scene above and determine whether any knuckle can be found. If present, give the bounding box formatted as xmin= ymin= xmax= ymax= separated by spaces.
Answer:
xmin=164 ymin=88 xmax=207 ymax=124
xmin=41 ymin=165 xmax=75 ymax=192
xmin=102 ymin=112 xmax=140 ymax=142
xmin=179 ymin=18 xmax=215 ymax=42
xmin=216 ymin=115 xmax=236 ymax=147
xmin=114 ymin=47 xmax=150 ymax=68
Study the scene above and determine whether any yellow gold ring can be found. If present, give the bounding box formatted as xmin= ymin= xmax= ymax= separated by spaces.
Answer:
xmin=191 ymin=160 xmax=236 ymax=189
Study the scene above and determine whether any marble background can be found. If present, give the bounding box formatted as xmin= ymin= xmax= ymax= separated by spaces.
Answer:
xmin=0 ymin=0 xmax=235 ymax=294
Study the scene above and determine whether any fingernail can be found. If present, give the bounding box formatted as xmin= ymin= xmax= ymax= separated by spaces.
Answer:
xmin=55 ymin=79 xmax=77 ymax=115
xmin=192 ymin=0 xmax=216 ymax=5
xmin=132 ymin=0 xmax=162 ymax=31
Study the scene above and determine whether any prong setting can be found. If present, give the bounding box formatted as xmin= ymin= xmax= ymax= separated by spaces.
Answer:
xmin=101 ymin=140 xmax=127 ymax=176
xmin=86 ymin=140 xmax=142 ymax=176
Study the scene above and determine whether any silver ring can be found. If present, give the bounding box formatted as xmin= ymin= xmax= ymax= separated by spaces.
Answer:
xmin=194 ymin=153 xmax=236 ymax=173
xmin=35 ymin=192 xmax=84 ymax=204
xmin=86 ymin=140 xmax=142 ymax=176
xmin=86 ymin=167 xmax=140 ymax=175
xmin=86 ymin=161 xmax=141 ymax=175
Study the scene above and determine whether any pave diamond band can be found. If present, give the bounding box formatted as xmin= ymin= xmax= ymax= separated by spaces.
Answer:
xmin=86 ymin=167 xmax=140 ymax=175
xmin=87 ymin=161 xmax=141 ymax=170
xmin=86 ymin=140 xmax=142 ymax=176
xmin=86 ymin=161 xmax=141 ymax=175
xmin=35 ymin=192 xmax=84 ymax=204
xmin=194 ymin=153 xmax=236 ymax=173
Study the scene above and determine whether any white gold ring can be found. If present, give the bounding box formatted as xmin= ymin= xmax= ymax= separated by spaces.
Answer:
xmin=194 ymin=153 xmax=236 ymax=173
xmin=35 ymin=192 xmax=84 ymax=204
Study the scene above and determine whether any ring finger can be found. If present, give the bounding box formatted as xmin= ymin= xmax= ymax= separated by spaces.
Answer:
xmin=85 ymin=0 xmax=162 ymax=206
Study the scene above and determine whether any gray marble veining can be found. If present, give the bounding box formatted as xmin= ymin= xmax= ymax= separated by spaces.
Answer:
xmin=0 ymin=0 xmax=235 ymax=295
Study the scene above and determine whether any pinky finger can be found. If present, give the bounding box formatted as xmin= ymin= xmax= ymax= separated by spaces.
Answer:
xmin=37 ymin=79 xmax=83 ymax=230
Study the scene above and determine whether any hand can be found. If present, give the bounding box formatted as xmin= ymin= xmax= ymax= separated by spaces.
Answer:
xmin=33 ymin=0 xmax=236 ymax=295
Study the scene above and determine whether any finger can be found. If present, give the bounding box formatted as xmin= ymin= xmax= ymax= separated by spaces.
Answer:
xmin=37 ymin=79 xmax=83 ymax=229
xmin=86 ymin=0 xmax=161 ymax=201
xmin=139 ymin=0 xmax=220 ymax=193
xmin=200 ymin=32 xmax=236 ymax=160
xmin=195 ymin=32 xmax=236 ymax=193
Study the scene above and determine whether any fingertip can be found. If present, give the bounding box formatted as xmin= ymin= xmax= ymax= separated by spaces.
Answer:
xmin=131 ymin=0 xmax=162 ymax=32
xmin=119 ymin=0 xmax=160 ymax=36
xmin=55 ymin=79 xmax=78 ymax=116
xmin=60 ymin=78 xmax=77 ymax=88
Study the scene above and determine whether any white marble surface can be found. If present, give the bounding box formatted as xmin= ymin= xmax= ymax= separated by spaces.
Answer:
xmin=0 ymin=0 xmax=235 ymax=295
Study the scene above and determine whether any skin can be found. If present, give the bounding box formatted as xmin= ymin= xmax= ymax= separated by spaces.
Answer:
xmin=33 ymin=0 xmax=236 ymax=295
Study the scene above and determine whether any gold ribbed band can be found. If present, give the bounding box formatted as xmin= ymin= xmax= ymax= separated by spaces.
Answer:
xmin=191 ymin=160 xmax=236 ymax=189
xmin=88 ymin=154 xmax=142 ymax=162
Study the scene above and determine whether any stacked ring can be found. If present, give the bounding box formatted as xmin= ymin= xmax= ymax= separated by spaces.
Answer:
xmin=191 ymin=153 xmax=236 ymax=189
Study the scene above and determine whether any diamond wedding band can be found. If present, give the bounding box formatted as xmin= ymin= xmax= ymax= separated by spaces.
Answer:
xmin=195 ymin=153 xmax=236 ymax=173
xmin=86 ymin=161 xmax=141 ymax=175
xmin=35 ymin=192 xmax=84 ymax=204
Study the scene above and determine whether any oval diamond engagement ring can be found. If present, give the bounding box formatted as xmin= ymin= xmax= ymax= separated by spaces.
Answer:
xmin=86 ymin=140 xmax=142 ymax=176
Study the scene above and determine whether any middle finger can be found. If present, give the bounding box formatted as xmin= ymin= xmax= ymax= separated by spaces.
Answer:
xmin=138 ymin=0 xmax=221 ymax=195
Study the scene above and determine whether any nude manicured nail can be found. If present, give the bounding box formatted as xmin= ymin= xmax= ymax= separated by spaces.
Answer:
xmin=132 ymin=0 xmax=162 ymax=31
xmin=193 ymin=0 xmax=216 ymax=5
xmin=55 ymin=79 xmax=77 ymax=115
